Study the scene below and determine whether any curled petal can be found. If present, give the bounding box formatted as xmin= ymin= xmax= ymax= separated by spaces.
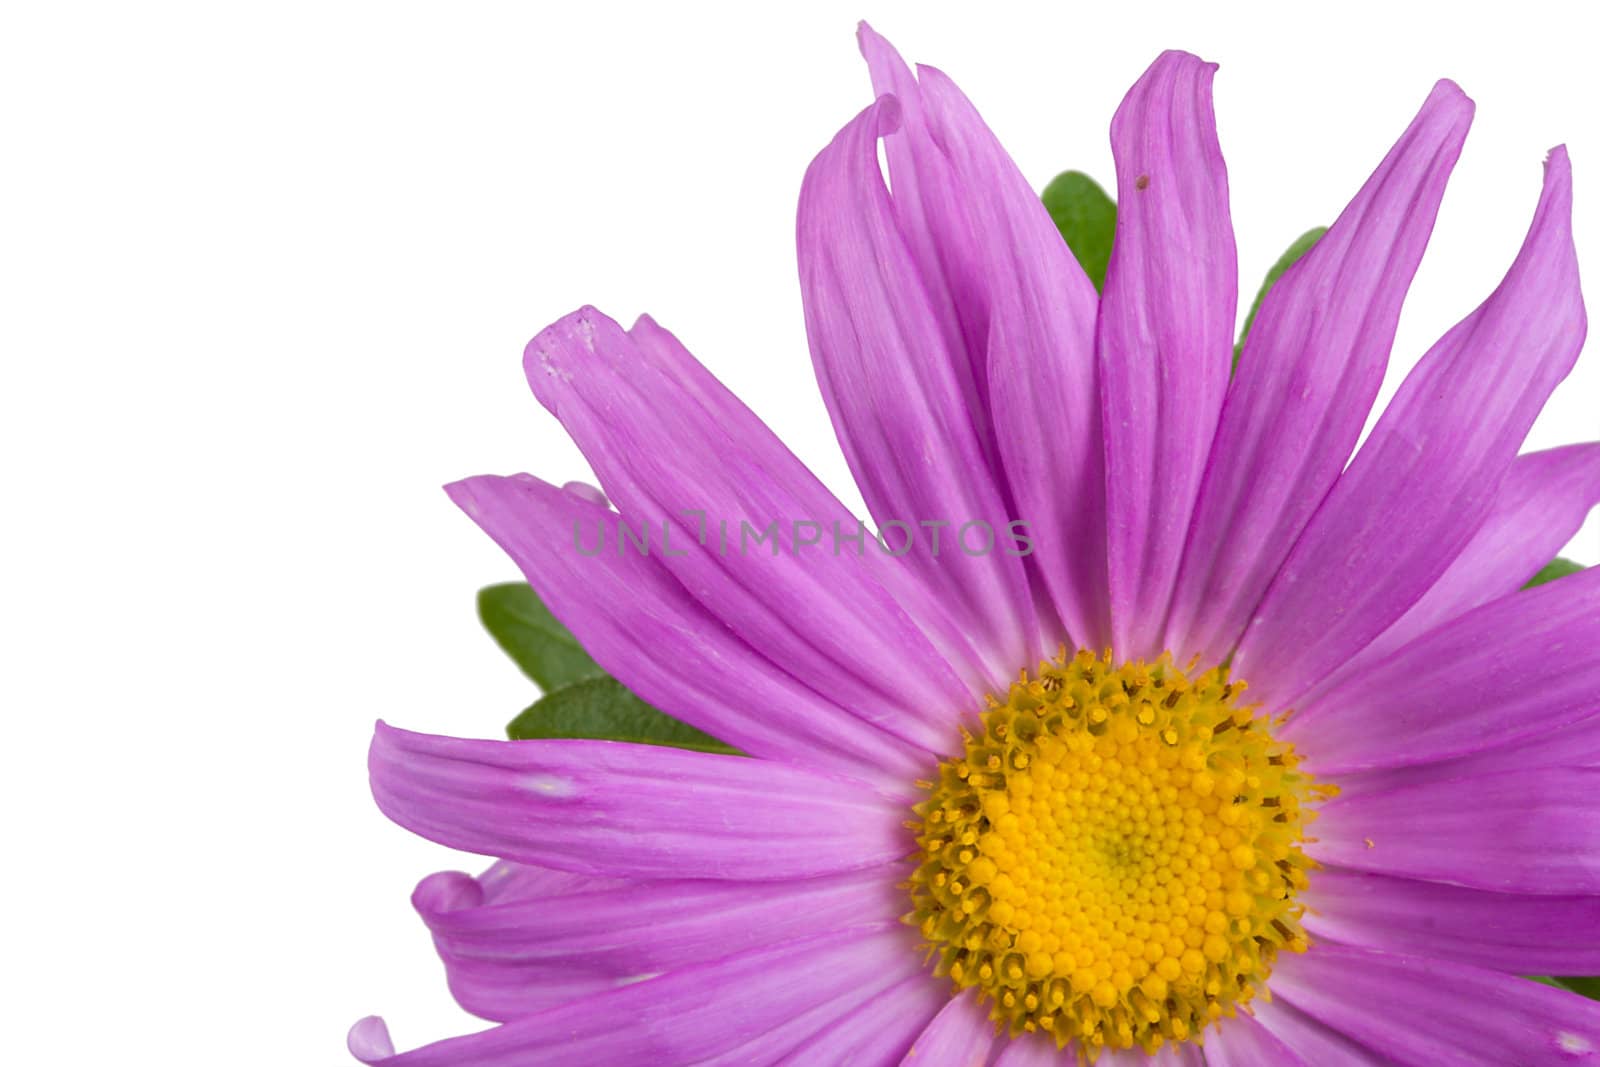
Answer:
xmin=862 ymin=32 xmax=1111 ymax=651
xmin=349 ymin=925 xmax=920 ymax=1066
xmin=797 ymin=93 xmax=1039 ymax=688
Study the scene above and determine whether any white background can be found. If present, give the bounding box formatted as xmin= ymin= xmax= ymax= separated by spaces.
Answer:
xmin=5 ymin=1 xmax=1598 ymax=1062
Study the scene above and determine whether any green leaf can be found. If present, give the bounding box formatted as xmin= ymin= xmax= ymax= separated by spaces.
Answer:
xmin=1555 ymin=976 xmax=1600 ymax=999
xmin=1529 ymin=975 xmax=1600 ymax=999
xmin=507 ymin=675 xmax=739 ymax=754
xmin=1525 ymin=557 xmax=1585 ymax=589
xmin=480 ymin=581 xmax=737 ymax=755
xmin=1042 ymin=171 xmax=1116 ymax=292
xmin=478 ymin=582 xmax=602 ymax=691
xmin=1235 ymin=227 xmax=1326 ymax=370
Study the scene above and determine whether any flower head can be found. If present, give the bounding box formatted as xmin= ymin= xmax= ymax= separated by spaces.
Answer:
xmin=352 ymin=24 xmax=1600 ymax=1066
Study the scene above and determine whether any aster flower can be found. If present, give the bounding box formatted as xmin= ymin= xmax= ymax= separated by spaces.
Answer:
xmin=351 ymin=24 xmax=1600 ymax=1066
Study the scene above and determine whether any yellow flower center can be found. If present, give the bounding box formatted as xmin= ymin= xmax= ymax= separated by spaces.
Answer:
xmin=908 ymin=649 xmax=1333 ymax=1058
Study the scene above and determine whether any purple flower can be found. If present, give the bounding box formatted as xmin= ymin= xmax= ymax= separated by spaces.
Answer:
xmin=351 ymin=24 xmax=1600 ymax=1066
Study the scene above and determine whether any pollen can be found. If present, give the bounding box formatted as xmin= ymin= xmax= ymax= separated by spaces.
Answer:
xmin=907 ymin=649 xmax=1333 ymax=1059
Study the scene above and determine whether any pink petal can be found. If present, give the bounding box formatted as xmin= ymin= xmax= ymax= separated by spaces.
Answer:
xmin=989 ymin=1035 xmax=1202 ymax=1065
xmin=1098 ymin=51 xmax=1237 ymax=660
xmin=857 ymin=28 xmax=1116 ymax=653
xmin=1305 ymin=441 xmax=1600 ymax=700
xmin=1285 ymin=567 xmax=1600 ymax=772
xmin=524 ymin=306 xmax=975 ymax=746
xmin=899 ymin=989 xmax=1000 ymax=1066
xmin=368 ymin=722 xmax=910 ymax=881
xmin=471 ymin=858 xmax=624 ymax=904
xmin=1248 ymin=996 xmax=1390 ymax=1064
xmin=447 ymin=473 xmax=935 ymax=785
xmin=412 ymin=867 xmax=899 ymax=1022
xmin=1334 ymin=711 xmax=1600 ymax=799
xmin=1166 ymin=81 xmax=1472 ymax=665
xmin=625 ymin=313 xmax=993 ymax=710
xmin=773 ymin=974 xmax=945 ymax=1065
xmin=409 ymin=869 xmax=610 ymax=1021
xmin=348 ymin=1017 xmax=397 ymax=1062
xmin=991 ymin=1033 xmax=1064 ymax=1066
xmin=1238 ymin=147 xmax=1586 ymax=708
xmin=1271 ymin=942 xmax=1600 ymax=1065
xmin=857 ymin=25 xmax=999 ymax=474
xmin=1305 ymin=867 xmax=1600 ymax=975
xmin=350 ymin=925 xmax=922 ymax=1065
xmin=1311 ymin=766 xmax=1600 ymax=893
xmin=1203 ymin=1009 xmax=1309 ymax=1066
xmin=797 ymin=94 xmax=1039 ymax=690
